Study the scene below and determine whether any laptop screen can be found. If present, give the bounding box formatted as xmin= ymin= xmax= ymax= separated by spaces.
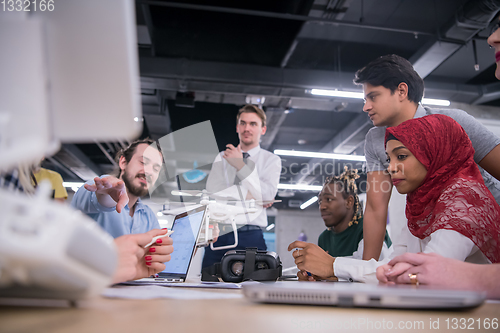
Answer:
xmin=160 ymin=206 xmax=205 ymax=275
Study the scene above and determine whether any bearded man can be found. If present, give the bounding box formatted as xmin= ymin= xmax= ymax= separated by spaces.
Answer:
xmin=72 ymin=138 xmax=164 ymax=238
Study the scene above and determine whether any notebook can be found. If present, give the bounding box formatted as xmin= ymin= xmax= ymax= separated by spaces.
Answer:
xmin=243 ymin=281 xmax=485 ymax=309
xmin=133 ymin=205 xmax=206 ymax=283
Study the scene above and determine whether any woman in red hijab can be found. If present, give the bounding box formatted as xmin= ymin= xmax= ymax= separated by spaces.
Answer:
xmin=367 ymin=115 xmax=499 ymax=285
xmin=374 ymin=18 xmax=500 ymax=297
xmin=385 ymin=114 xmax=500 ymax=264
xmin=315 ymin=113 xmax=500 ymax=285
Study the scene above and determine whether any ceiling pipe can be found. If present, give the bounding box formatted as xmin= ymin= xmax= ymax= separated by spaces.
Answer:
xmin=138 ymin=1 xmax=433 ymax=37
xmin=411 ymin=0 xmax=500 ymax=78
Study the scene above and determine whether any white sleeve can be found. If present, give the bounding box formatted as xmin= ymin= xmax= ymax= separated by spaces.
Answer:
xmin=333 ymin=229 xmax=478 ymax=284
xmin=333 ymin=223 xmax=414 ymax=283
xmin=333 ymin=234 xmax=390 ymax=284
xmin=421 ymin=229 xmax=476 ymax=261
xmin=206 ymin=153 xmax=248 ymax=199
xmin=387 ymin=221 xmax=415 ymax=259
xmin=348 ymin=240 xmax=364 ymax=260
xmin=334 ymin=257 xmax=388 ymax=284
xmin=238 ymin=153 xmax=281 ymax=201
xmin=378 ymin=241 xmax=393 ymax=261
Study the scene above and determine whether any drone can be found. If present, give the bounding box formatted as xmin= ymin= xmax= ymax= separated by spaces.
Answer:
xmin=162 ymin=189 xmax=280 ymax=251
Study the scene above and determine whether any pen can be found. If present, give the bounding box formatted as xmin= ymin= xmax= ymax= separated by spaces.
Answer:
xmin=144 ymin=230 xmax=174 ymax=248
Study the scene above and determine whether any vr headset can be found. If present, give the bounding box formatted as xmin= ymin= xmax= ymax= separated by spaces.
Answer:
xmin=202 ymin=248 xmax=282 ymax=283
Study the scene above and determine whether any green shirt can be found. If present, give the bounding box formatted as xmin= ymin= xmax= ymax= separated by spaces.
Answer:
xmin=317 ymin=217 xmax=392 ymax=257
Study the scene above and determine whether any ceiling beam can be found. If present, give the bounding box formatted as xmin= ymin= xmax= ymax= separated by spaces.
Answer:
xmin=333 ymin=122 xmax=372 ymax=154
xmin=140 ymin=56 xmax=488 ymax=105
xmin=140 ymin=56 xmax=358 ymax=90
xmin=94 ymin=142 xmax=117 ymax=167
xmin=138 ymin=1 xmax=433 ymax=36
xmin=281 ymin=40 xmax=299 ymax=68
xmin=449 ymin=101 xmax=500 ymax=120
xmin=140 ymin=4 xmax=156 ymax=56
xmin=472 ymin=81 xmax=500 ymax=105
xmin=411 ymin=40 xmax=463 ymax=78
xmin=45 ymin=156 xmax=80 ymax=181
xmin=410 ymin=0 xmax=500 ymax=78
xmin=260 ymin=109 xmax=288 ymax=150
xmin=57 ymin=144 xmax=101 ymax=181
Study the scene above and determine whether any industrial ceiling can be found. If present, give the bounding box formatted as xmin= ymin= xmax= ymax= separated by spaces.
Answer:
xmin=48 ymin=0 xmax=500 ymax=209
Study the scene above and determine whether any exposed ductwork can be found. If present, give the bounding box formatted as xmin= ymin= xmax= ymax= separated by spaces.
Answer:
xmin=411 ymin=0 xmax=500 ymax=78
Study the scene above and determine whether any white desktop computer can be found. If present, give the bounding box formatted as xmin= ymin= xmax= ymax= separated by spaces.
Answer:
xmin=0 ymin=0 xmax=142 ymax=300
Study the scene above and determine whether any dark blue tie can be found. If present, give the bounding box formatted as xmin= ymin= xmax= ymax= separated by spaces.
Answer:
xmin=235 ymin=152 xmax=250 ymax=185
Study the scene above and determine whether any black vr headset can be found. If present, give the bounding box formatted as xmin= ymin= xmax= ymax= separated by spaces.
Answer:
xmin=202 ymin=248 xmax=282 ymax=283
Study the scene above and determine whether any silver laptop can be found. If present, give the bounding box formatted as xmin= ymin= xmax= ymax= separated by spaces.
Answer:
xmin=243 ymin=281 xmax=485 ymax=309
xmin=128 ymin=205 xmax=206 ymax=284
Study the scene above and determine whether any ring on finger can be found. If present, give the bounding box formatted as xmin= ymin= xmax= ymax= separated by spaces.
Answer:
xmin=409 ymin=273 xmax=419 ymax=286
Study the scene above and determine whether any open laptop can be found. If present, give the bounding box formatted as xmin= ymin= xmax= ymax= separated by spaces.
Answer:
xmin=243 ymin=281 xmax=485 ymax=309
xmin=129 ymin=205 xmax=206 ymax=283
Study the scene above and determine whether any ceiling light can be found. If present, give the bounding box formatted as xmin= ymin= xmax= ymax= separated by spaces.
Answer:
xmin=157 ymin=212 xmax=163 ymax=217
xmin=246 ymin=95 xmax=265 ymax=105
xmin=274 ymin=149 xmax=365 ymax=162
xmin=278 ymin=184 xmax=323 ymax=191
xmin=266 ymin=223 xmax=275 ymax=231
xmin=421 ymin=98 xmax=450 ymax=106
xmin=309 ymin=88 xmax=450 ymax=106
xmin=300 ymin=196 xmax=318 ymax=209
xmin=309 ymin=89 xmax=364 ymax=99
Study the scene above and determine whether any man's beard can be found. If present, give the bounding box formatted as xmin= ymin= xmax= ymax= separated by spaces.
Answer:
xmin=122 ymin=170 xmax=149 ymax=197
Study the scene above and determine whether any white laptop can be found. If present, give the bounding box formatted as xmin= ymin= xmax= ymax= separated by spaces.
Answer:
xmin=243 ymin=281 xmax=485 ymax=309
xmin=125 ymin=205 xmax=206 ymax=284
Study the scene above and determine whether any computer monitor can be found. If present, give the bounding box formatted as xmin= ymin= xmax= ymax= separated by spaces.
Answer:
xmin=0 ymin=0 xmax=142 ymax=171
xmin=0 ymin=0 xmax=144 ymax=300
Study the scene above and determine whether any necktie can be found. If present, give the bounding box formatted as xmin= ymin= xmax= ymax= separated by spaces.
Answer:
xmin=242 ymin=152 xmax=250 ymax=163
xmin=235 ymin=152 xmax=250 ymax=185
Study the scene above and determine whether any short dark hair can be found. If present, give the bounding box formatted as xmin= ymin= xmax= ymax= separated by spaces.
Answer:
xmin=354 ymin=54 xmax=424 ymax=104
xmin=114 ymin=138 xmax=162 ymax=178
xmin=237 ymin=104 xmax=267 ymax=127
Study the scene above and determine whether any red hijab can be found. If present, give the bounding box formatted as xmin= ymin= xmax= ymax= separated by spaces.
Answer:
xmin=385 ymin=114 xmax=500 ymax=263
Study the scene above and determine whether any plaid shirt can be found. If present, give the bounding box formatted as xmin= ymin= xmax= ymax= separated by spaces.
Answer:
xmin=0 ymin=169 xmax=24 ymax=192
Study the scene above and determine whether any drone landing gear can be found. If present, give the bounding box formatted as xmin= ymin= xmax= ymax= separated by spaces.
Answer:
xmin=209 ymin=218 xmax=239 ymax=251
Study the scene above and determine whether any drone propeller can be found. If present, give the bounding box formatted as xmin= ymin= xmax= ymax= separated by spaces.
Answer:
xmin=173 ymin=190 xmax=208 ymax=195
xmin=170 ymin=189 xmax=281 ymax=207
xmin=224 ymin=199 xmax=282 ymax=205
xmin=203 ymin=197 xmax=281 ymax=206
xmin=163 ymin=201 xmax=199 ymax=207
xmin=161 ymin=203 xmax=203 ymax=216
xmin=171 ymin=190 xmax=202 ymax=197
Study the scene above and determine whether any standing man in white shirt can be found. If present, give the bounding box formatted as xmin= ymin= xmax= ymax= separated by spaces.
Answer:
xmin=202 ymin=104 xmax=281 ymax=268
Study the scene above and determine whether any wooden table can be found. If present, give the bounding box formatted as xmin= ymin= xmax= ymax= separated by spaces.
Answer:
xmin=1 ymin=288 xmax=499 ymax=333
